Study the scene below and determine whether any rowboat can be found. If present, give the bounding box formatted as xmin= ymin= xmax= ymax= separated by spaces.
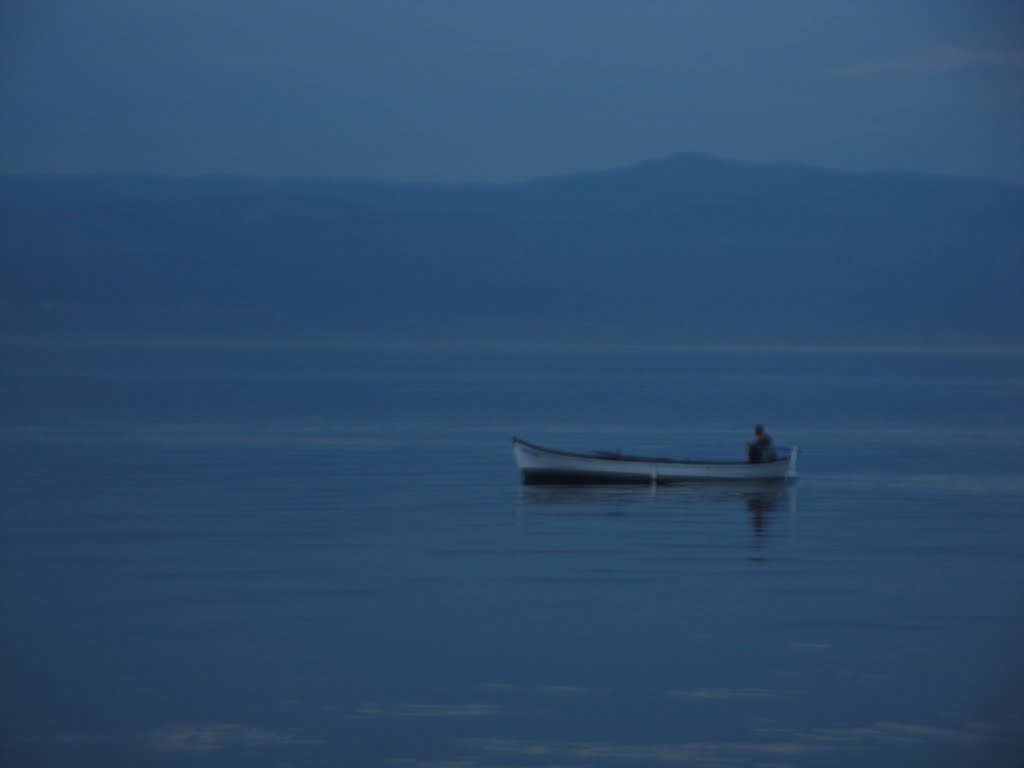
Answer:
xmin=513 ymin=437 xmax=798 ymax=484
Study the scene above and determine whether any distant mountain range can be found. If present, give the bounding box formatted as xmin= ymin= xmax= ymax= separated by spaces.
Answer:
xmin=2 ymin=153 xmax=1022 ymax=344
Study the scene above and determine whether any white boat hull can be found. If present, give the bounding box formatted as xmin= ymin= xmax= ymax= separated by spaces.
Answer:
xmin=513 ymin=437 xmax=798 ymax=484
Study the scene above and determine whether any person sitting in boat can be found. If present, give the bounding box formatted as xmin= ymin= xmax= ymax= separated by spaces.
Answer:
xmin=747 ymin=424 xmax=777 ymax=463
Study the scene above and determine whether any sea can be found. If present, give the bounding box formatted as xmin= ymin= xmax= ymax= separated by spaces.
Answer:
xmin=1 ymin=338 xmax=1023 ymax=768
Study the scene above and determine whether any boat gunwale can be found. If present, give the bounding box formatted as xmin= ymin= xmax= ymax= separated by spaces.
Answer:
xmin=512 ymin=436 xmax=791 ymax=467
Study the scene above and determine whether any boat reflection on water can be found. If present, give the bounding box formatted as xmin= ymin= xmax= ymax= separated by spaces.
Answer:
xmin=516 ymin=480 xmax=798 ymax=545
xmin=743 ymin=484 xmax=787 ymax=543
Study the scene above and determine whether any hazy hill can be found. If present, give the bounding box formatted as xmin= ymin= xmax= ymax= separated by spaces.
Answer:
xmin=2 ymin=154 xmax=1022 ymax=344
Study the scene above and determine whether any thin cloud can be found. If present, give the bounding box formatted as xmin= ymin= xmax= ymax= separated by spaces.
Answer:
xmin=815 ymin=721 xmax=988 ymax=745
xmin=481 ymin=682 xmax=607 ymax=697
xmin=667 ymin=687 xmax=784 ymax=701
xmin=469 ymin=720 xmax=993 ymax=763
xmin=354 ymin=703 xmax=503 ymax=719
xmin=55 ymin=722 xmax=320 ymax=752
xmin=145 ymin=722 xmax=313 ymax=751
xmin=836 ymin=47 xmax=1024 ymax=76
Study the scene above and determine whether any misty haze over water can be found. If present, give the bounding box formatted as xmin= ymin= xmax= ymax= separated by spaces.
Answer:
xmin=2 ymin=154 xmax=1023 ymax=346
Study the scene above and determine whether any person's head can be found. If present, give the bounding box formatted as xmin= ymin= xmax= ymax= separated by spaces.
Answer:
xmin=754 ymin=424 xmax=764 ymax=436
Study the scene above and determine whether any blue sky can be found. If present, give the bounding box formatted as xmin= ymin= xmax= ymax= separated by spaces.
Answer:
xmin=1 ymin=0 xmax=1022 ymax=182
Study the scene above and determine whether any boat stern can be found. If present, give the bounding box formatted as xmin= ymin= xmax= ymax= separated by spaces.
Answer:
xmin=786 ymin=446 xmax=800 ymax=479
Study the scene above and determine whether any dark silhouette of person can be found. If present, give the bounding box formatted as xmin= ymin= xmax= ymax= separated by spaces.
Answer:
xmin=747 ymin=424 xmax=776 ymax=463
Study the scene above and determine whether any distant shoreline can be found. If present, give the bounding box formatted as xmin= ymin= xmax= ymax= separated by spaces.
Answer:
xmin=3 ymin=333 xmax=1023 ymax=358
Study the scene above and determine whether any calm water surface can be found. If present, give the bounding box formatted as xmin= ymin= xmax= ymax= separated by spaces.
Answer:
xmin=2 ymin=340 xmax=1023 ymax=767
